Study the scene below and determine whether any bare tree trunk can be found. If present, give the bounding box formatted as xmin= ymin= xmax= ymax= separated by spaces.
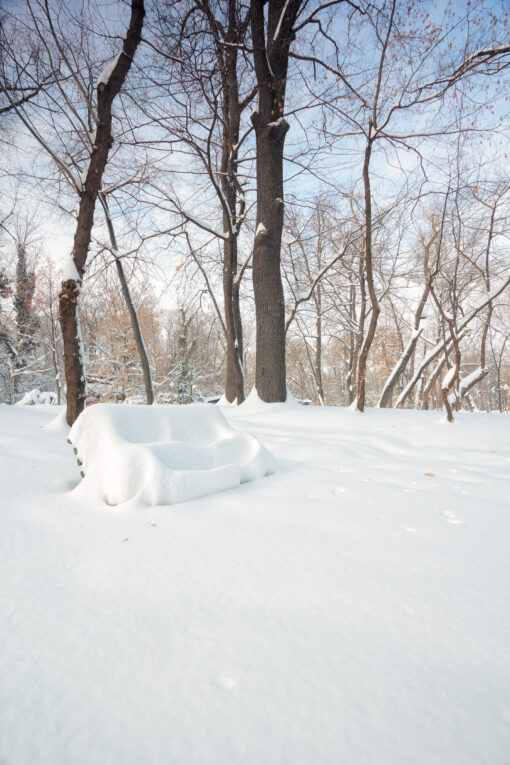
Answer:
xmin=99 ymin=193 xmax=154 ymax=405
xmin=379 ymin=328 xmax=423 ymax=408
xmin=59 ymin=279 xmax=83 ymax=422
xmin=251 ymin=116 xmax=288 ymax=402
xmin=356 ymin=131 xmax=380 ymax=411
xmin=217 ymin=1 xmax=246 ymax=404
xmin=421 ymin=355 xmax=446 ymax=410
xmin=315 ymin=302 xmax=325 ymax=404
xmin=58 ymin=0 xmax=144 ymax=425
xmin=346 ymin=283 xmax=360 ymax=405
xmin=223 ymin=235 xmax=245 ymax=403
xmin=250 ymin=0 xmax=301 ymax=402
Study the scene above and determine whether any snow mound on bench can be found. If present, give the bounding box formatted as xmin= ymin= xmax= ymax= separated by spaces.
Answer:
xmin=69 ymin=403 xmax=275 ymax=506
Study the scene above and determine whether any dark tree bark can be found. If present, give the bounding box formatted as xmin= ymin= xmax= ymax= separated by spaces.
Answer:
xmin=217 ymin=1 xmax=247 ymax=404
xmin=58 ymin=0 xmax=145 ymax=425
xmin=250 ymin=0 xmax=302 ymax=402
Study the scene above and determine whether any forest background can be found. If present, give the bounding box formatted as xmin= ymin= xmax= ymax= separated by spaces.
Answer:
xmin=1 ymin=0 xmax=510 ymax=420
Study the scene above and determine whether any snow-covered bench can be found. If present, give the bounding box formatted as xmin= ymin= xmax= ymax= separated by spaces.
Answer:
xmin=69 ymin=403 xmax=274 ymax=506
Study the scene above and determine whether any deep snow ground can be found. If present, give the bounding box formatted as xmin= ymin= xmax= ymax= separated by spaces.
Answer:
xmin=0 ymin=402 xmax=509 ymax=765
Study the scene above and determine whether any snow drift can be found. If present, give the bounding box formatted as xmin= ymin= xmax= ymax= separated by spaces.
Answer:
xmin=68 ymin=403 xmax=275 ymax=506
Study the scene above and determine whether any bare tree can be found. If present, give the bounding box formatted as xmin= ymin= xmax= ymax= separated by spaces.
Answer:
xmin=250 ymin=0 xmax=304 ymax=402
xmin=57 ymin=0 xmax=145 ymax=424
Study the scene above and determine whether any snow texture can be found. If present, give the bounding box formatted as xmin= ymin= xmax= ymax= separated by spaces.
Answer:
xmin=239 ymin=386 xmax=300 ymax=412
xmin=459 ymin=367 xmax=484 ymax=396
xmin=80 ymin=159 xmax=91 ymax=187
xmin=442 ymin=366 xmax=457 ymax=389
xmin=255 ymin=222 xmax=268 ymax=237
xmin=1 ymin=404 xmax=510 ymax=764
xmin=217 ymin=393 xmax=236 ymax=406
xmin=97 ymin=52 xmax=121 ymax=88
xmin=62 ymin=257 xmax=80 ymax=283
xmin=44 ymin=408 xmax=69 ymax=430
xmin=68 ymin=403 xmax=274 ymax=506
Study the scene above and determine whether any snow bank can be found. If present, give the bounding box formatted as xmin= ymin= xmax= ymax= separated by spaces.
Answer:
xmin=217 ymin=393 xmax=236 ymax=406
xmin=3 ymin=405 xmax=510 ymax=764
xmin=68 ymin=403 xmax=274 ymax=506
xmin=44 ymin=408 xmax=69 ymax=431
xmin=239 ymin=386 xmax=301 ymax=412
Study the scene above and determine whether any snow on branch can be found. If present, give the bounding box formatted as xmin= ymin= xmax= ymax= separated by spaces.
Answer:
xmin=273 ymin=0 xmax=291 ymax=42
xmin=97 ymin=52 xmax=122 ymax=89
xmin=62 ymin=257 xmax=80 ymax=284
xmin=395 ymin=277 xmax=510 ymax=408
xmin=452 ymin=43 xmax=510 ymax=80
xmin=441 ymin=367 xmax=456 ymax=391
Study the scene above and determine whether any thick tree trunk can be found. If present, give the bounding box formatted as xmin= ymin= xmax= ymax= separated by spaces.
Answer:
xmin=251 ymin=115 xmax=288 ymax=402
xmin=250 ymin=0 xmax=301 ymax=402
xmin=58 ymin=0 xmax=144 ymax=425
xmin=59 ymin=280 xmax=84 ymax=423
